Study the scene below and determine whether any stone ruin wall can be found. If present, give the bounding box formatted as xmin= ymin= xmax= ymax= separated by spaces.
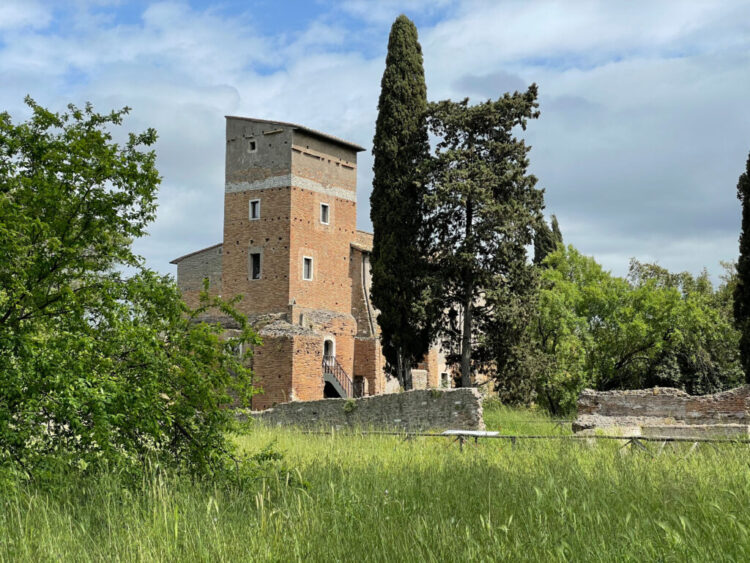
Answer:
xmin=246 ymin=388 xmax=484 ymax=431
xmin=574 ymin=385 xmax=750 ymax=436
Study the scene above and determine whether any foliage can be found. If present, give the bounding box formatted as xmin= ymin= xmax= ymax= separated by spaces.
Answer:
xmin=370 ymin=15 xmax=435 ymax=390
xmin=4 ymin=421 xmax=750 ymax=561
xmin=734 ymin=150 xmax=750 ymax=382
xmin=424 ymin=86 xmax=544 ymax=387
xmin=0 ymin=98 xmax=260 ymax=480
xmin=532 ymin=246 xmax=742 ymax=414
xmin=550 ymin=214 xmax=562 ymax=246
xmin=533 ymin=216 xmax=557 ymax=265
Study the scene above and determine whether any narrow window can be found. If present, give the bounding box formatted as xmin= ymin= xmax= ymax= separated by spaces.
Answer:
xmin=249 ymin=199 xmax=260 ymax=220
xmin=248 ymin=139 xmax=257 ymax=152
xmin=320 ymin=203 xmax=330 ymax=224
xmin=303 ymin=257 xmax=313 ymax=280
xmin=250 ymin=252 xmax=261 ymax=280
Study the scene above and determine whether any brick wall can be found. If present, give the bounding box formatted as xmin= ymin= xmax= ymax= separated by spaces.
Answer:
xmin=251 ymin=334 xmax=295 ymax=410
xmin=289 ymin=186 xmax=355 ymax=314
xmin=354 ymin=337 xmax=388 ymax=395
xmin=223 ymin=186 xmax=292 ymax=315
xmin=173 ymin=244 xmax=222 ymax=308
xmin=349 ymin=247 xmax=376 ymax=337
xmin=574 ymin=386 xmax=750 ymax=432
xmin=249 ymin=388 xmax=485 ymax=431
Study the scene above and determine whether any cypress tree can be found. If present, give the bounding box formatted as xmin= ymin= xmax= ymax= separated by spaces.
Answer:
xmin=551 ymin=214 xmax=563 ymax=246
xmin=370 ymin=15 xmax=432 ymax=390
xmin=533 ymin=217 xmax=556 ymax=265
xmin=734 ymin=151 xmax=750 ymax=382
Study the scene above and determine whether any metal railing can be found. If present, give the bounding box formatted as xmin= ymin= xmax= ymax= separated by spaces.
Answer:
xmin=322 ymin=355 xmax=353 ymax=398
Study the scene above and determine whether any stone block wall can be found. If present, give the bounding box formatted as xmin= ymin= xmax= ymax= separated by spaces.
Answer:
xmin=249 ymin=388 xmax=484 ymax=431
xmin=574 ymin=386 xmax=750 ymax=433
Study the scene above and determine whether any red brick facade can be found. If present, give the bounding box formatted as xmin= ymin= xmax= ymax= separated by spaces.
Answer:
xmin=172 ymin=116 xmax=444 ymax=409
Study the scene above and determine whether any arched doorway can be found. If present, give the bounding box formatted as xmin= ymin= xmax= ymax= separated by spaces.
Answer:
xmin=323 ymin=338 xmax=335 ymax=370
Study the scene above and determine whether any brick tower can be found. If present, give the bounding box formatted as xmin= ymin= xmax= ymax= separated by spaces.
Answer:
xmin=171 ymin=116 xmax=443 ymax=410
xmin=222 ymin=117 xmax=371 ymax=408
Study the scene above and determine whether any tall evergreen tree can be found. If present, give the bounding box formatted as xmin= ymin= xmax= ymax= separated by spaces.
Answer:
xmin=370 ymin=15 xmax=433 ymax=390
xmin=551 ymin=214 xmax=563 ymax=246
xmin=733 ymin=151 xmax=750 ymax=382
xmin=425 ymin=87 xmax=544 ymax=387
xmin=533 ymin=217 xmax=556 ymax=265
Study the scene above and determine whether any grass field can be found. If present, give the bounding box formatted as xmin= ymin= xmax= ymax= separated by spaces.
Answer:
xmin=2 ymin=403 xmax=750 ymax=561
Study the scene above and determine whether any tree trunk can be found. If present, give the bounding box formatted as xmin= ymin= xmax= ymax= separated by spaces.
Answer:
xmin=397 ymin=347 xmax=413 ymax=390
xmin=460 ymin=197 xmax=474 ymax=388
xmin=460 ymin=294 xmax=473 ymax=387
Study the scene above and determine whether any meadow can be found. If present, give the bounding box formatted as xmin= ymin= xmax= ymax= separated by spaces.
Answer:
xmin=2 ymin=403 xmax=750 ymax=562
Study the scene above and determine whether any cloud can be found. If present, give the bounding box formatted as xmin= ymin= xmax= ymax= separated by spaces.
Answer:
xmin=0 ymin=0 xmax=51 ymax=31
xmin=1 ymin=0 xmax=749 ymax=284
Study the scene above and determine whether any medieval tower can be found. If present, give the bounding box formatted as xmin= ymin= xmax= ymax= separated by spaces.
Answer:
xmin=171 ymin=116 xmax=443 ymax=409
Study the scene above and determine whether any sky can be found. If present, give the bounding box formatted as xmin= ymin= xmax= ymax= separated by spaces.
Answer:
xmin=2 ymin=0 xmax=750 ymax=282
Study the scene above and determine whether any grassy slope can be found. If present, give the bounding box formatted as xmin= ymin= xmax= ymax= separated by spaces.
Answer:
xmin=2 ymin=404 xmax=750 ymax=561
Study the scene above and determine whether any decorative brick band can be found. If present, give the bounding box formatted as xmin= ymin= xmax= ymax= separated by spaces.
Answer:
xmin=226 ymin=174 xmax=357 ymax=202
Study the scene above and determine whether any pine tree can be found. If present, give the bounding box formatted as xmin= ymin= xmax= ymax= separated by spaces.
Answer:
xmin=734 ymin=151 xmax=750 ymax=383
xmin=370 ymin=15 xmax=433 ymax=390
xmin=425 ymin=87 xmax=544 ymax=387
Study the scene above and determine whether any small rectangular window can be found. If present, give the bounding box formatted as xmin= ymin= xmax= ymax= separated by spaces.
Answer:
xmin=320 ymin=203 xmax=330 ymax=224
xmin=250 ymin=253 xmax=261 ymax=280
xmin=248 ymin=139 xmax=257 ymax=152
xmin=249 ymin=199 xmax=260 ymax=220
xmin=303 ymin=257 xmax=313 ymax=280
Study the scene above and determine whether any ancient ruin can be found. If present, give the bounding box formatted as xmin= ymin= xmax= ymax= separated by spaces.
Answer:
xmin=574 ymin=385 xmax=750 ymax=438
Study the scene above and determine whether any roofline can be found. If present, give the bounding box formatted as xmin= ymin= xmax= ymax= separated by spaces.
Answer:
xmin=225 ymin=116 xmax=366 ymax=152
xmin=350 ymin=242 xmax=372 ymax=253
xmin=170 ymin=242 xmax=223 ymax=264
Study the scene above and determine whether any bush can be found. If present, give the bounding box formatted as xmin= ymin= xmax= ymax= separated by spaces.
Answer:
xmin=0 ymin=98 xmax=260 ymax=480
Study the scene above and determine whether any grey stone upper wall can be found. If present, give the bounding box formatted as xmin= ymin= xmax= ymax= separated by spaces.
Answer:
xmin=225 ymin=118 xmax=294 ymax=184
xmin=574 ymin=385 xmax=750 ymax=433
xmin=292 ymin=130 xmax=358 ymax=166
xmin=247 ymin=388 xmax=484 ymax=431
xmin=175 ymin=244 xmax=223 ymax=292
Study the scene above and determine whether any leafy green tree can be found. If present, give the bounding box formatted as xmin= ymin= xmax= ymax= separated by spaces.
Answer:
xmin=370 ymin=15 xmax=434 ymax=390
xmin=0 ymin=98 xmax=259 ymax=479
xmin=734 ymin=151 xmax=750 ymax=382
xmin=533 ymin=246 xmax=742 ymax=414
xmin=425 ymin=86 xmax=544 ymax=387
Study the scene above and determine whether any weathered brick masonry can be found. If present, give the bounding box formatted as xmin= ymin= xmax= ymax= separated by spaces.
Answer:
xmin=248 ymin=388 xmax=485 ymax=431
xmin=171 ymin=116 xmax=448 ymax=410
xmin=574 ymin=386 xmax=750 ymax=435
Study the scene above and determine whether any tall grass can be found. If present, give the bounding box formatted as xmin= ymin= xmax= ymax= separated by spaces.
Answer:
xmin=2 ymin=405 xmax=749 ymax=561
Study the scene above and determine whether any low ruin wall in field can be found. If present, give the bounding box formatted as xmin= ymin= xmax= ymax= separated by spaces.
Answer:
xmin=245 ymin=388 xmax=484 ymax=431
xmin=574 ymin=385 xmax=750 ymax=437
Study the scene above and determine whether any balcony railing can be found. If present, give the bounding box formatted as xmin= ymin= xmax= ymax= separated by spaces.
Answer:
xmin=322 ymin=355 xmax=353 ymax=398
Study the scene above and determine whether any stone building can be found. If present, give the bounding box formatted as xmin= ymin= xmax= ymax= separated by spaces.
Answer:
xmin=171 ymin=116 xmax=444 ymax=409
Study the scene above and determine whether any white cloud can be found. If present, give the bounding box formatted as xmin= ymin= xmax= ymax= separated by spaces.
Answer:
xmin=0 ymin=0 xmax=51 ymax=31
xmin=1 ymin=0 xmax=749 ymax=283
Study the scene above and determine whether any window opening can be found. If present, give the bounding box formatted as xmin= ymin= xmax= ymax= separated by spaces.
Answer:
xmin=250 ymin=252 xmax=261 ymax=280
xmin=249 ymin=199 xmax=260 ymax=220
xmin=303 ymin=257 xmax=313 ymax=280
xmin=320 ymin=203 xmax=330 ymax=224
